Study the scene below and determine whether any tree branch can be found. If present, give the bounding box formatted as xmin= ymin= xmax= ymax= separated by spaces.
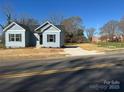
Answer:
xmin=0 ymin=24 xmax=4 ymax=29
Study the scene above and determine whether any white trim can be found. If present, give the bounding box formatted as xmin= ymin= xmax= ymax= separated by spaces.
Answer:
xmin=9 ymin=34 xmax=22 ymax=42
xmin=35 ymin=21 xmax=61 ymax=32
xmin=34 ymin=21 xmax=50 ymax=31
xmin=7 ymin=30 xmax=25 ymax=31
xmin=3 ymin=22 xmax=25 ymax=31
xmin=47 ymin=34 xmax=56 ymax=42
xmin=50 ymin=23 xmax=61 ymax=32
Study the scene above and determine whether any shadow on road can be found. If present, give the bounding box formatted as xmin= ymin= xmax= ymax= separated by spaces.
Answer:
xmin=0 ymin=54 xmax=124 ymax=92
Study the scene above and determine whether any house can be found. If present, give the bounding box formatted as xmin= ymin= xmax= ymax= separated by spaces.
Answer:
xmin=34 ymin=21 xmax=64 ymax=48
xmin=3 ymin=21 xmax=64 ymax=48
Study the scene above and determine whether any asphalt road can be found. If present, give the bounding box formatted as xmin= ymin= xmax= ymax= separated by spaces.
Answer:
xmin=0 ymin=53 xmax=124 ymax=92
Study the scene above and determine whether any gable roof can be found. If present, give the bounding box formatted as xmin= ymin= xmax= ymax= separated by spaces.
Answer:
xmin=3 ymin=21 xmax=63 ymax=33
xmin=35 ymin=21 xmax=61 ymax=32
xmin=55 ymin=25 xmax=65 ymax=30
xmin=24 ymin=24 xmax=39 ymax=33
xmin=3 ymin=22 xmax=39 ymax=33
xmin=3 ymin=22 xmax=26 ymax=31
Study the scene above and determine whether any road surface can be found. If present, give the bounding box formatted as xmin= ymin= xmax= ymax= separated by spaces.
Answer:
xmin=0 ymin=53 xmax=124 ymax=92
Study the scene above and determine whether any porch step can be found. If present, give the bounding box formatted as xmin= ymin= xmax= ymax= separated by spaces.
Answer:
xmin=36 ymin=45 xmax=43 ymax=48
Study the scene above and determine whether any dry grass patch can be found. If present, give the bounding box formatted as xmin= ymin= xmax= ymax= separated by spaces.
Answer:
xmin=77 ymin=43 xmax=124 ymax=53
xmin=0 ymin=48 xmax=65 ymax=60
xmin=90 ymin=63 xmax=115 ymax=68
xmin=76 ymin=43 xmax=110 ymax=52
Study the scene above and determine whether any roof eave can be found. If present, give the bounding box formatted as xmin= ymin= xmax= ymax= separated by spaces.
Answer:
xmin=3 ymin=22 xmax=26 ymax=32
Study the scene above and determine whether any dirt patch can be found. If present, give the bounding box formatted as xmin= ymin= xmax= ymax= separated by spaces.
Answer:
xmin=64 ymin=47 xmax=104 ymax=57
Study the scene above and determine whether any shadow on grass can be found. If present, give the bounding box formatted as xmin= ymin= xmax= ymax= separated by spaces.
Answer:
xmin=63 ymin=45 xmax=78 ymax=48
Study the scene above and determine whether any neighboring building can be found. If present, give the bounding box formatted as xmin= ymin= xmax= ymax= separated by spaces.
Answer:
xmin=100 ymin=35 xmax=124 ymax=42
xmin=120 ymin=35 xmax=124 ymax=42
xmin=92 ymin=36 xmax=101 ymax=43
xmin=3 ymin=21 xmax=64 ymax=48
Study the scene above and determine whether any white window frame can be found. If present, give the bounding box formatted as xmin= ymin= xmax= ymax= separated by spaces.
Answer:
xmin=15 ymin=34 xmax=21 ymax=41
xmin=9 ymin=34 xmax=14 ymax=41
xmin=47 ymin=34 xmax=56 ymax=42
xmin=9 ymin=34 xmax=22 ymax=42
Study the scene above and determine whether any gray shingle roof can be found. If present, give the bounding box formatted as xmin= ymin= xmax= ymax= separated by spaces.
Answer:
xmin=18 ymin=23 xmax=40 ymax=33
xmin=4 ymin=21 xmax=64 ymax=33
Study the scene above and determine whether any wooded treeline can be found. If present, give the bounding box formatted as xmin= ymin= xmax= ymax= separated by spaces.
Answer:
xmin=1 ymin=4 xmax=124 ymax=43
xmin=100 ymin=18 xmax=124 ymax=42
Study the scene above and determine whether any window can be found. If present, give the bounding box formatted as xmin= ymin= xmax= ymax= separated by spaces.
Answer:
xmin=9 ymin=34 xmax=14 ymax=41
xmin=47 ymin=35 xmax=56 ymax=42
xmin=16 ymin=34 xmax=21 ymax=41
xmin=9 ymin=34 xmax=22 ymax=42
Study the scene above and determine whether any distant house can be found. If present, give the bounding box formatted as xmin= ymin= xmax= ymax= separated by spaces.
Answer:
xmin=92 ymin=36 xmax=101 ymax=43
xmin=100 ymin=35 xmax=124 ymax=42
xmin=3 ymin=21 xmax=64 ymax=48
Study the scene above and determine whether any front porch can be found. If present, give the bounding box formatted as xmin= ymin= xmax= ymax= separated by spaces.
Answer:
xmin=34 ymin=33 xmax=43 ymax=47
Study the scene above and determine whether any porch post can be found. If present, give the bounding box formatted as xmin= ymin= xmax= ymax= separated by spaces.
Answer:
xmin=34 ymin=33 xmax=40 ymax=46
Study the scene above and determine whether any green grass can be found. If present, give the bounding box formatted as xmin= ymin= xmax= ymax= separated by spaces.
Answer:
xmin=66 ymin=42 xmax=124 ymax=49
xmin=97 ymin=42 xmax=124 ymax=48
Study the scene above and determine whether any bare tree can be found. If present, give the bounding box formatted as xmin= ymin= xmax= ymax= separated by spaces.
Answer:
xmin=85 ymin=27 xmax=96 ymax=42
xmin=62 ymin=16 xmax=83 ymax=33
xmin=46 ymin=14 xmax=64 ymax=25
xmin=100 ymin=20 xmax=118 ymax=41
xmin=61 ymin=16 xmax=84 ymax=43
xmin=0 ymin=4 xmax=15 ymax=27
xmin=0 ymin=4 xmax=14 ymax=44
xmin=0 ymin=24 xmax=4 ymax=29
xmin=15 ymin=14 xmax=39 ymax=26
xmin=118 ymin=17 xmax=124 ymax=35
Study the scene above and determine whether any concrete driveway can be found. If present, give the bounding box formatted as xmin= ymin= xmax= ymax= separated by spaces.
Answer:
xmin=64 ymin=47 xmax=105 ymax=56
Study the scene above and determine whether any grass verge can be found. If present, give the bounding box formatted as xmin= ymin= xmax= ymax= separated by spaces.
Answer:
xmin=65 ymin=43 xmax=124 ymax=53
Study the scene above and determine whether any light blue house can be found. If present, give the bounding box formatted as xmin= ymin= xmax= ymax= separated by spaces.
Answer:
xmin=3 ymin=21 xmax=64 ymax=48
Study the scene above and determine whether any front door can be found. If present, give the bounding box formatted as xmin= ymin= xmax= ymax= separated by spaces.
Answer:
xmin=40 ymin=35 xmax=42 ymax=44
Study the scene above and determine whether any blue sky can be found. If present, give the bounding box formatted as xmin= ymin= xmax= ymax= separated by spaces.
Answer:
xmin=0 ymin=0 xmax=124 ymax=30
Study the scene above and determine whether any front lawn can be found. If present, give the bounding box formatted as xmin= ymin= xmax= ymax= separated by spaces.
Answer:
xmin=0 ymin=48 xmax=65 ymax=60
xmin=65 ymin=43 xmax=124 ymax=52
xmin=0 ymin=43 xmax=4 ymax=48
xmin=97 ymin=42 xmax=124 ymax=48
xmin=76 ymin=43 xmax=109 ymax=52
